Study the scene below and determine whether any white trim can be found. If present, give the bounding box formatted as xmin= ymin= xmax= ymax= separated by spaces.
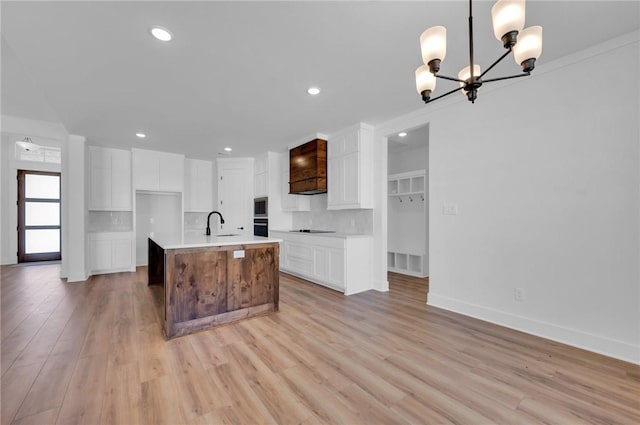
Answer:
xmin=373 ymin=279 xmax=389 ymax=292
xmin=66 ymin=272 xmax=89 ymax=283
xmin=428 ymin=293 xmax=640 ymax=365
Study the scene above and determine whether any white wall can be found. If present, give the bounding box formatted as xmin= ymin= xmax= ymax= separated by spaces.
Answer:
xmin=0 ymin=117 xmax=91 ymax=282
xmin=135 ymin=192 xmax=182 ymax=266
xmin=1 ymin=117 xmax=66 ymax=266
xmin=376 ymin=31 xmax=640 ymax=363
xmin=64 ymin=135 xmax=88 ymax=281
xmin=266 ymin=152 xmax=293 ymax=233
xmin=388 ymin=143 xmax=429 ymax=175
xmin=292 ymin=194 xmax=373 ymax=234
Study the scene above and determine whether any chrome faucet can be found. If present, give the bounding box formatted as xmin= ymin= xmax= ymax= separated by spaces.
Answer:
xmin=206 ymin=211 xmax=225 ymax=236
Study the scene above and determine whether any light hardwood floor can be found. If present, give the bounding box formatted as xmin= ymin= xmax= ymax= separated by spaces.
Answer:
xmin=1 ymin=264 xmax=638 ymax=425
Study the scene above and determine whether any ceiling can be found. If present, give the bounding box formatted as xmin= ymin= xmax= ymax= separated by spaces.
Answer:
xmin=2 ymin=1 xmax=638 ymax=158
xmin=388 ymin=124 xmax=429 ymax=152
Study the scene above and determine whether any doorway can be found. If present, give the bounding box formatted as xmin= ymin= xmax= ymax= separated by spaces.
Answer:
xmin=387 ymin=124 xmax=429 ymax=297
xmin=17 ymin=170 xmax=61 ymax=262
xmin=217 ymin=158 xmax=253 ymax=235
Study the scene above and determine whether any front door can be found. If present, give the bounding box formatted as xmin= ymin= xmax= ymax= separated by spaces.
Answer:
xmin=17 ymin=170 xmax=62 ymax=262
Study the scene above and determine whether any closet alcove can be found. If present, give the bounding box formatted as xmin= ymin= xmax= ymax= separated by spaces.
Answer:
xmin=387 ymin=126 xmax=429 ymax=278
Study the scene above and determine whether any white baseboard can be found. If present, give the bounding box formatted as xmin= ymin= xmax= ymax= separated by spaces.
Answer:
xmin=428 ymin=293 xmax=639 ymax=365
xmin=88 ymin=266 xmax=136 ymax=277
xmin=373 ymin=278 xmax=389 ymax=292
xmin=66 ymin=272 xmax=89 ymax=283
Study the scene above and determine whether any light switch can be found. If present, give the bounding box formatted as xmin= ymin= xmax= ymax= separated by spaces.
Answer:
xmin=442 ymin=203 xmax=458 ymax=215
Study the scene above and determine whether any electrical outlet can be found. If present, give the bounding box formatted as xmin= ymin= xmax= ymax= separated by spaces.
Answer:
xmin=514 ymin=287 xmax=525 ymax=302
xmin=442 ymin=203 xmax=458 ymax=215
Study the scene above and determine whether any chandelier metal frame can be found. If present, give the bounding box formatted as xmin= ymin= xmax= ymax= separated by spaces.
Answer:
xmin=418 ymin=0 xmax=542 ymax=104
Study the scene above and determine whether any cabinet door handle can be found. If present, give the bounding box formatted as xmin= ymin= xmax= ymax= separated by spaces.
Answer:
xmin=237 ymin=227 xmax=244 ymax=230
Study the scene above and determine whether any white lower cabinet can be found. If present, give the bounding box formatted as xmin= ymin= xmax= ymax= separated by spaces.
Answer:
xmin=272 ymin=231 xmax=372 ymax=295
xmin=89 ymin=232 xmax=134 ymax=274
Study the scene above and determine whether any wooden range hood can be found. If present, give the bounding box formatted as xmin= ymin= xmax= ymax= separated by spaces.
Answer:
xmin=289 ymin=138 xmax=327 ymax=195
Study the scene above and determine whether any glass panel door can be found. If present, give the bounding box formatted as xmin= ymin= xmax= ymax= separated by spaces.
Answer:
xmin=18 ymin=170 xmax=61 ymax=262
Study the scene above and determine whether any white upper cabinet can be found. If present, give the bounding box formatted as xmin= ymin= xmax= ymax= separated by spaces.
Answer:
xmin=132 ymin=148 xmax=184 ymax=192
xmin=89 ymin=146 xmax=132 ymax=211
xmin=184 ymin=158 xmax=213 ymax=212
xmin=254 ymin=154 xmax=269 ymax=198
xmin=327 ymin=123 xmax=374 ymax=209
xmin=280 ymin=152 xmax=310 ymax=212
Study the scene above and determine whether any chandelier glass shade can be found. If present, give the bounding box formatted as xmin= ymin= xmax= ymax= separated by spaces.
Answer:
xmin=416 ymin=0 xmax=543 ymax=104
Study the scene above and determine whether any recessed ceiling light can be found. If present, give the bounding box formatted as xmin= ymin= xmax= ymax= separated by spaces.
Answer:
xmin=150 ymin=26 xmax=172 ymax=42
xmin=398 ymin=132 xmax=408 ymax=137
xmin=307 ymin=87 xmax=321 ymax=95
xmin=136 ymin=133 xmax=147 ymax=138
xmin=224 ymin=147 xmax=232 ymax=152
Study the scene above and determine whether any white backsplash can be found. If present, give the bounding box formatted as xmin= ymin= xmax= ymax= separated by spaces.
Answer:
xmin=292 ymin=194 xmax=373 ymax=234
xmin=185 ymin=212 xmax=209 ymax=231
xmin=88 ymin=211 xmax=133 ymax=232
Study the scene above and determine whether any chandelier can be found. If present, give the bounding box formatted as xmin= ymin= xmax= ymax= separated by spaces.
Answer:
xmin=416 ymin=0 xmax=543 ymax=104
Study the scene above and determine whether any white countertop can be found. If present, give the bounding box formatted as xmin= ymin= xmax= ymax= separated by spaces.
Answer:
xmin=270 ymin=229 xmax=372 ymax=239
xmin=150 ymin=233 xmax=282 ymax=250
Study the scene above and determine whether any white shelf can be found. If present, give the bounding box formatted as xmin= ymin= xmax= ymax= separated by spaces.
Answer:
xmin=398 ymin=178 xmax=411 ymax=194
xmin=388 ymin=251 xmax=427 ymax=278
xmin=388 ymin=170 xmax=426 ymax=196
xmin=388 ymin=168 xmax=428 ymax=278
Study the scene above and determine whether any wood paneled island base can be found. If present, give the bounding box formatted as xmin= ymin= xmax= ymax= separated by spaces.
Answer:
xmin=148 ymin=236 xmax=280 ymax=339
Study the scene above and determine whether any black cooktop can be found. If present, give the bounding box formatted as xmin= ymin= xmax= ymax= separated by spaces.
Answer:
xmin=290 ymin=229 xmax=336 ymax=233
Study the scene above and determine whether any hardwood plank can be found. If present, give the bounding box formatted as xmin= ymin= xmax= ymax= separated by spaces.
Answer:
xmin=391 ymin=394 xmax=456 ymax=425
xmin=281 ymin=365 xmax=364 ymax=424
xmin=2 ymin=264 xmax=639 ymax=425
xmin=1 ymin=349 xmax=21 ymax=376
xmin=517 ymin=395 xmax=601 ymax=425
xmin=14 ymin=351 xmax=78 ymax=419
xmin=99 ymin=361 xmax=143 ymax=425
xmin=1 ymin=362 xmax=43 ymax=424
xmin=10 ymin=408 xmax=59 ymax=425
xmin=188 ymin=330 xmax=230 ymax=370
xmin=56 ymin=353 xmax=108 ymax=425
xmin=140 ymin=375 xmax=187 ymax=425
xmin=137 ymin=324 xmax=170 ymax=383
xmin=79 ymin=291 xmax=115 ymax=358
xmin=171 ymin=363 xmax=228 ymax=421
xmin=225 ymin=341 xmax=314 ymax=424
xmin=207 ymin=361 xmax=277 ymax=425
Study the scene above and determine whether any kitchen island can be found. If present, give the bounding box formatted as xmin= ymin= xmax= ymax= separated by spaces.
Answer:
xmin=148 ymin=233 xmax=282 ymax=339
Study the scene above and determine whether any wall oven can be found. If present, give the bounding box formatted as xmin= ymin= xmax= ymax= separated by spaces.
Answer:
xmin=253 ymin=218 xmax=268 ymax=237
xmin=254 ymin=197 xmax=268 ymax=218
